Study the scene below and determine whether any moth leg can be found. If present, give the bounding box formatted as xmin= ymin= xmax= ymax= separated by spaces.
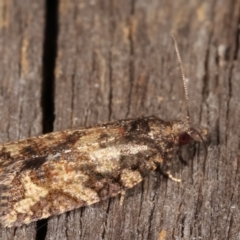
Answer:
xmin=177 ymin=149 xmax=187 ymax=165
xmin=159 ymin=162 xmax=182 ymax=182
xmin=165 ymin=171 xmax=181 ymax=182
xmin=119 ymin=190 xmax=126 ymax=205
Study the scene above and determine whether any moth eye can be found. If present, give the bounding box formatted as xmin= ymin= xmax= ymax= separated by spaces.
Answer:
xmin=179 ymin=132 xmax=191 ymax=145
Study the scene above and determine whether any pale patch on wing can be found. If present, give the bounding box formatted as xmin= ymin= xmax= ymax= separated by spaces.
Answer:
xmin=37 ymin=161 xmax=100 ymax=205
xmin=88 ymin=144 xmax=149 ymax=173
xmin=13 ymin=175 xmax=48 ymax=214
xmin=46 ymin=153 xmax=61 ymax=160
xmin=62 ymin=183 xmax=100 ymax=205
xmin=2 ymin=175 xmax=50 ymax=226
xmin=120 ymin=169 xmax=143 ymax=188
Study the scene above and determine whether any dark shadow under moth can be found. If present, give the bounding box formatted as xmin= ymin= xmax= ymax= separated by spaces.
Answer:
xmin=0 ymin=36 xmax=208 ymax=227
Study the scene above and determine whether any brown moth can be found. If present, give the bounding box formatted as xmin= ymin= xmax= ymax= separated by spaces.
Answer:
xmin=0 ymin=35 xmax=207 ymax=227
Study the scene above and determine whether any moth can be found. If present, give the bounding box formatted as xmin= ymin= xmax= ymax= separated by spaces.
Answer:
xmin=0 ymin=35 xmax=207 ymax=227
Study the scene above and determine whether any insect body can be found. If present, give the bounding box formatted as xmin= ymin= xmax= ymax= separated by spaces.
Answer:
xmin=0 ymin=36 xmax=207 ymax=227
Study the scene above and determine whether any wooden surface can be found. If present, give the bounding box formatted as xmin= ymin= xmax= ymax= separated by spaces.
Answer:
xmin=0 ymin=0 xmax=240 ymax=239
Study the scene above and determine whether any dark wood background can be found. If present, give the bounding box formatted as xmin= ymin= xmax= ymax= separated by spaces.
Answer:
xmin=0 ymin=0 xmax=240 ymax=239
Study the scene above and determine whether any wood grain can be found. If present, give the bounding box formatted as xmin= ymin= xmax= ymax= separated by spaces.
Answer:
xmin=0 ymin=0 xmax=44 ymax=239
xmin=1 ymin=0 xmax=240 ymax=239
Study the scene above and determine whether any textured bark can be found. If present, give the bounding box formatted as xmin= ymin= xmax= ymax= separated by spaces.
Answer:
xmin=1 ymin=0 xmax=240 ymax=239
xmin=0 ymin=0 xmax=44 ymax=239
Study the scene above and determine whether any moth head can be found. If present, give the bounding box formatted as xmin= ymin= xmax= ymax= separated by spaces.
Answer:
xmin=172 ymin=121 xmax=208 ymax=161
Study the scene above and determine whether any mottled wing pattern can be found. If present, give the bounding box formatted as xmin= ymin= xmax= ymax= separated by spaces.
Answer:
xmin=0 ymin=117 xmax=165 ymax=227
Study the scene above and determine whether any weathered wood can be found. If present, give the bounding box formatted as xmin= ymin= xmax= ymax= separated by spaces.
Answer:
xmin=0 ymin=0 xmax=44 ymax=239
xmin=1 ymin=0 xmax=240 ymax=239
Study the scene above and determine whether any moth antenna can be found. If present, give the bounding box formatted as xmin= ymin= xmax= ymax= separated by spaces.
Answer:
xmin=172 ymin=35 xmax=208 ymax=160
xmin=171 ymin=34 xmax=190 ymax=126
